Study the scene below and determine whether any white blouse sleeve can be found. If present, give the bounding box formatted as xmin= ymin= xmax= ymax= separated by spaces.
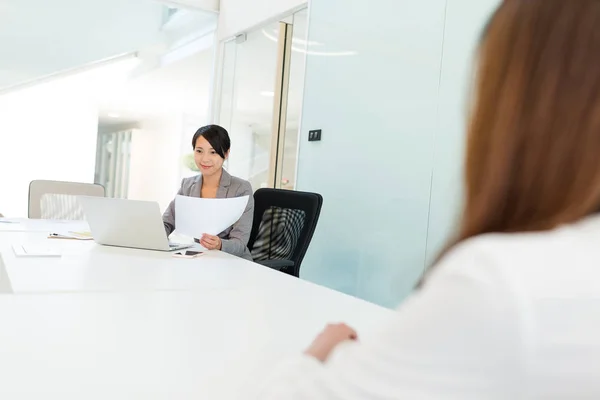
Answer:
xmin=254 ymin=240 xmax=527 ymax=400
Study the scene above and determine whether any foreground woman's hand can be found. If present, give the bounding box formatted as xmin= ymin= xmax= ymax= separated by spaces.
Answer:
xmin=304 ymin=323 xmax=358 ymax=362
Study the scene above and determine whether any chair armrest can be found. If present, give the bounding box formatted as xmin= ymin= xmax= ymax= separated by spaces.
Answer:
xmin=257 ymin=259 xmax=295 ymax=271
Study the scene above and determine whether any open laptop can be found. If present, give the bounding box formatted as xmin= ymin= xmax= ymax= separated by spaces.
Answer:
xmin=79 ymin=196 xmax=192 ymax=252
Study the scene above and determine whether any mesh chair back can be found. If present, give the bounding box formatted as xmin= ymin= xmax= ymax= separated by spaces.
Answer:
xmin=251 ymin=207 xmax=307 ymax=262
xmin=249 ymin=189 xmax=323 ymax=277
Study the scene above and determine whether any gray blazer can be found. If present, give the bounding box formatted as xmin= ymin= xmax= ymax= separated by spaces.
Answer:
xmin=162 ymin=169 xmax=254 ymax=261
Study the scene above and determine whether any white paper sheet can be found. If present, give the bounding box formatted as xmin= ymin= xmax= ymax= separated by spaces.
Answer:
xmin=12 ymin=245 xmax=61 ymax=257
xmin=174 ymin=195 xmax=249 ymax=238
xmin=48 ymin=230 xmax=93 ymax=240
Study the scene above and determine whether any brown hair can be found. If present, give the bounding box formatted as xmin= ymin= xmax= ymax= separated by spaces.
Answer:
xmin=438 ymin=1 xmax=600 ymax=264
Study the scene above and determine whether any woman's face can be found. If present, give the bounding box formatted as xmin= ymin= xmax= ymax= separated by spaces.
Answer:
xmin=194 ymin=135 xmax=227 ymax=177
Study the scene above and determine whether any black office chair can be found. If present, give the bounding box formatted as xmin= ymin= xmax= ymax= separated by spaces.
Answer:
xmin=248 ymin=188 xmax=323 ymax=277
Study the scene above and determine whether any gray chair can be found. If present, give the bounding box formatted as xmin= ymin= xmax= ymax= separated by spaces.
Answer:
xmin=28 ymin=180 xmax=105 ymax=220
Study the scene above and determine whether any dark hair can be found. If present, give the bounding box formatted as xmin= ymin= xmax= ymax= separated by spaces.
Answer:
xmin=191 ymin=125 xmax=231 ymax=159
xmin=425 ymin=0 xmax=600 ymax=281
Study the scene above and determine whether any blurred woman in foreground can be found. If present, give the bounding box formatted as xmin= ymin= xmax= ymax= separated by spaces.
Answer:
xmin=256 ymin=1 xmax=600 ymax=398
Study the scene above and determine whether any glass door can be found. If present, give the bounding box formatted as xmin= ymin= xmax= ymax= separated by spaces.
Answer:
xmin=216 ymin=8 xmax=308 ymax=191
xmin=218 ymin=21 xmax=280 ymax=191
xmin=277 ymin=9 xmax=308 ymax=190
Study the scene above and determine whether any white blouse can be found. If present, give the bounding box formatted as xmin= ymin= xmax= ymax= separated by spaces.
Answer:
xmin=256 ymin=215 xmax=600 ymax=399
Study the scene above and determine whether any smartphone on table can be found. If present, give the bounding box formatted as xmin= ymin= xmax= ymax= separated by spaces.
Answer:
xmin=173 ymin=250 xmax=204 ymax=259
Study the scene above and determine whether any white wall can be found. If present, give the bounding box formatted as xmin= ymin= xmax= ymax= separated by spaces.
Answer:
xmin=0 ymin=79 xmax=98 ymax=217
xmin=128 ymin=117 xmax=184 ymax=212
xmin=0 ymin=46 xmax=212 ymax=218
xmin=101 ymin=50 xmax=213 ymax=211
xmin=218 ymin=0 xmax=306 ymax=39
xmin=179 ymin=113 xmax=207 ymax=180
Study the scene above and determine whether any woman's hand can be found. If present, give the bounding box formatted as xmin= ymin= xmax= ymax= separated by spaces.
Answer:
xmin=304 ymin=323 xmax=358 ymax=362
xmin=200 ymin=234 xmax=222 ymax=250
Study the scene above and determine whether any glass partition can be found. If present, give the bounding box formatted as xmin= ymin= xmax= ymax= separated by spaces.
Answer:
xmin=216 ymin=9 xmax=308 ymax=191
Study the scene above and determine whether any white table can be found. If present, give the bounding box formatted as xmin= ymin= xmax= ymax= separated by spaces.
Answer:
xmin=0 ymin=220 xmax=394 ymax=399
xmin=0 ymin=218 xmax=89 ymax=232
xmin=0 ymin=290 xmax=392 ymax=399
xmin=0 ymin=230 xmax=309 ymax=293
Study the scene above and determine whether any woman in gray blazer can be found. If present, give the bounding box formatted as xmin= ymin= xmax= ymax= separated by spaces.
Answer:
xmin=162 ymin=125 xmax=254 ymax=261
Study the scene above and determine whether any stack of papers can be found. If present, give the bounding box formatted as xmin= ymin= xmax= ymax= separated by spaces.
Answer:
xmin=12 ymin=245 xmax=61 ymax=258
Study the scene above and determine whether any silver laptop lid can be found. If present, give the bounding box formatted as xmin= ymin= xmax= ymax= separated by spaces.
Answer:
xmin=79 ymin=196 xmax=174 ymax=251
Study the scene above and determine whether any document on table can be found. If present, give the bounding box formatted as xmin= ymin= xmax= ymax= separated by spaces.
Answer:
xmin=12 ymin=245 xmax=61 ymax=257
xmin=48 ymin=231 xmax=93 ymax=240
xmin=174 ymin=195 xmax=249 ymax=238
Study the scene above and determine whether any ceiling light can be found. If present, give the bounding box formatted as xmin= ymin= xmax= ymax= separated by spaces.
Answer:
xmin=107 ymin=113 xmax=121 ymax=118
xmin=292 ymin=47 xmax=358 ymax=57
xmin=261 ymin=29 xmax=357 ymax=57
xmin=269 ymin=28 xmax=323 ymax=46
xmin=0 ymin=52 xmax=139 ymax=96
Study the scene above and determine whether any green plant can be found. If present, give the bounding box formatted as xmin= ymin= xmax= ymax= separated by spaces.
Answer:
xmin=182 ymin=153 xmax=200 ymax=172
